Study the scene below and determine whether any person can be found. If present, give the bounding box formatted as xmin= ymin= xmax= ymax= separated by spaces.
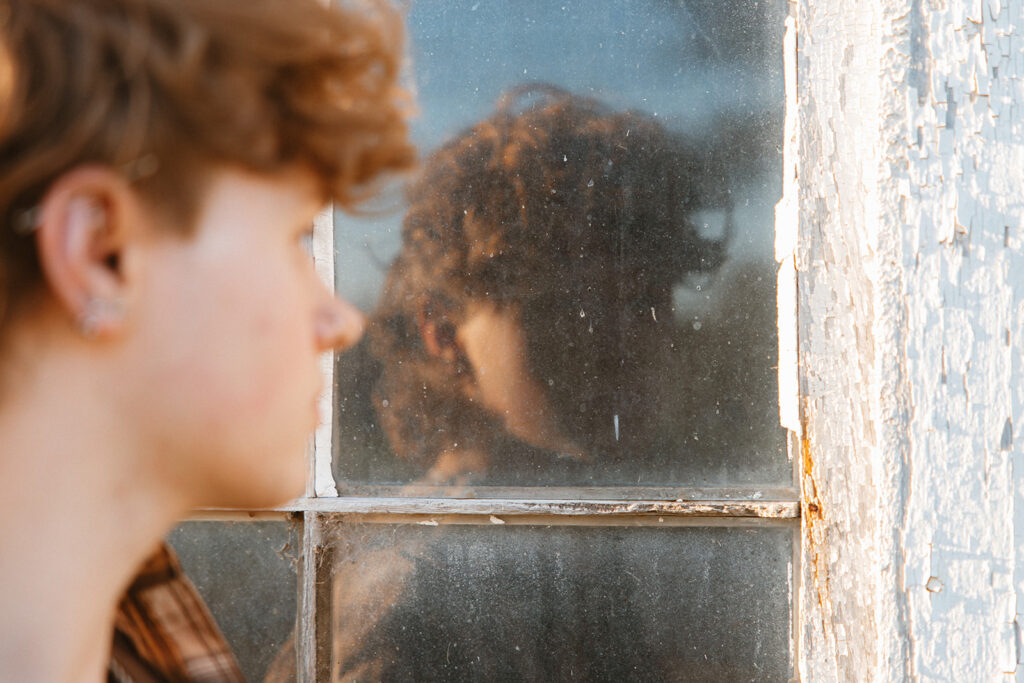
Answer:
xmin=0 ymin=1 xmax=413 ymax=681
xmin=314 ymin=86 xmax=783 ymax=681
xmin=339 ymin=84 xmax=738 ymax=487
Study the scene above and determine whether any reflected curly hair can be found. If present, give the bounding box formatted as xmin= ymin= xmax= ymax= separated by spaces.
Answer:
xmin=370 ymin=85 xmax=730 ymax=468
xmin=0 ymin=0 xmax=414 ymax=331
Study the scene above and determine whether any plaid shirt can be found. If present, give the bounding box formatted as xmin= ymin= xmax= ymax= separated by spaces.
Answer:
xmin=108 ymin=544 xmax=245 ymax=683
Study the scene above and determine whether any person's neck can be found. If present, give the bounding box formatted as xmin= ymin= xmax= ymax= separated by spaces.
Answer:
xmin=0 ymin=344 xmax=185 ymax=683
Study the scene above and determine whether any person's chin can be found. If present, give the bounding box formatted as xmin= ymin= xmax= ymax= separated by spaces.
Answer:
xmin=233 ymin=453 xmax=307 ymax=508
xmin=231 ymin=477 xmax=304 ymax=509
xmin=264 ymin=458 xmax=307 ymax=504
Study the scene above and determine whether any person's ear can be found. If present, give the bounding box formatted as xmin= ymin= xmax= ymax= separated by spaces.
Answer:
xmin=416 ymin=302 xmax=463 ymax=363
xmin=34 ymin=166 xmax=137 ymax=339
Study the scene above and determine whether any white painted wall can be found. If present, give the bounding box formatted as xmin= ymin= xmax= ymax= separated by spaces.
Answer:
xmin=791 ymin=0 xmax=1024 ymax=679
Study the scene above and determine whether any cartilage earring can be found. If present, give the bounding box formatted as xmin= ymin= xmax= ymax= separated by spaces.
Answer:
xmin=13 ymin=206 xmax=40 ymax=235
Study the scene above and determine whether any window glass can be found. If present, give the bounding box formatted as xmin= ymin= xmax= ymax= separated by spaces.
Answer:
xmin=333 ymin=0 xmax=789 ymax=492
xmin=167 ymin=520 xmax=300 ymax=682
xmin=319 ymin=522 xmax=794 ymax=681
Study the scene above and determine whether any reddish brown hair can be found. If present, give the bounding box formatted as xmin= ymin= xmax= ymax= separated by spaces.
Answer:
xmin=0 ymin=0 xmax=414 ymax=327
xmin=369 ymin=86 xmax=729 ymax=468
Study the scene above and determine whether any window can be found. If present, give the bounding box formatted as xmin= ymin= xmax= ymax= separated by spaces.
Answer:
xmin=173 ymin=1 xmax=800 ymax=680
xmin=174 ymin=4 xmax=1024 ymax=679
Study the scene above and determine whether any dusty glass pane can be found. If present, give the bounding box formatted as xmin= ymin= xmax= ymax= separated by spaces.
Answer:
xmin=334 ymin=0 xmax=789 ymax=490
xmin=319 ymin=522 xmax=793 ymax=681
xmin=167 ymin=521 xmax=300 ymax=683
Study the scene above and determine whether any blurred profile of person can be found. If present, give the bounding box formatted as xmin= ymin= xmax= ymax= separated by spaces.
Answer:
xmin=0 ymin=1 xmax=413 ymax=680
xmin=308 ymin=86 xmax=784 ymax=682
xmin=362 ymin=84 xmax=732 ymax=485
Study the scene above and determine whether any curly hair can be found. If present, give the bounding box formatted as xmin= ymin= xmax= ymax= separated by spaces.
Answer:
xmin=0 ymin=0 xmax=414 ymax=332
xmin=368 ymin=85 xmax=730 ymax=470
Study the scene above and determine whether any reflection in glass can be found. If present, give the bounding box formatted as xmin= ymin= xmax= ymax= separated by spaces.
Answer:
xmin=167 ymin=521 xmax=300 ymax=683
xmin=334 ymin=0 xmax=788 ymax=489
xmin=322 ymin=523 xmax=793 ymax=681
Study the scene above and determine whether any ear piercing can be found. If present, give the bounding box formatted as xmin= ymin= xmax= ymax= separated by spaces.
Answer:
xmin=78 ymin=298 xmax=125 ymax=339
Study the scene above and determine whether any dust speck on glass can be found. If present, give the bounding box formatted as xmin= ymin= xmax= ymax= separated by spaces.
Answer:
xmin=334 ymin=0 xmax=788 ymax=492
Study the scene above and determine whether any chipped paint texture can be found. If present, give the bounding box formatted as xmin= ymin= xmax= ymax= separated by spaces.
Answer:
xmin=312 ymin=204 xmax=339 ymax=497
xmin=793 ymin=0 xmax=1024 ymax=679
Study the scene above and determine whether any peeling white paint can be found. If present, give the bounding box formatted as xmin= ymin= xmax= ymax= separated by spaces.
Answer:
xmin=313 ymin=204 xmax=339 ymax=498
xmin=795 ymin=0 xmax=1024 ymax=679
xmin=777 ymin=14 xmax=802 ymax=438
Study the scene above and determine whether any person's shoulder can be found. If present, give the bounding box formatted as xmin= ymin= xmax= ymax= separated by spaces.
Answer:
xmin=111 ymin=543 xmax=244 ymax=683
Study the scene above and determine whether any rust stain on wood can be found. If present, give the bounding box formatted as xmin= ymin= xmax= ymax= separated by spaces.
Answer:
xmin=801 ymin=433 xmax=833 ymax=638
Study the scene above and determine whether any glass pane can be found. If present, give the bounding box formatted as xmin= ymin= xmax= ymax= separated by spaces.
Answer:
xmin=334 ymin=0 xmax=789 ymax=491
xmin=167 ymin=520 xmax=300 ymax=683
xmin=320 ymin=522 xmax=794 ymax=681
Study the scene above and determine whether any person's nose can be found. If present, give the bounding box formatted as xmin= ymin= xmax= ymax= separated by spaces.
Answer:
xmin=315 ymin=294 xmax=366 ymax=353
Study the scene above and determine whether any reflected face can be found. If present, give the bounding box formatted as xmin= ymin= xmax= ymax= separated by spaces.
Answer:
xmin=127 ymin=167 xmax=363 ymax=507
xmin=457 ymin=302 xmax=581 ymax=457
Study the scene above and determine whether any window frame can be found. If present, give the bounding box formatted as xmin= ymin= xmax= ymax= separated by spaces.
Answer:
xmin=197 ymin=1 xmax=1024 ymax=678
xmin=194 ymin=5 xmax=805 ymax=681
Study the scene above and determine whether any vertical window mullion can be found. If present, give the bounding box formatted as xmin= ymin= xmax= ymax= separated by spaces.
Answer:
xmin=297 ymin=511 xmax=324 ymax=683
xmin=310 ymin=204 xmax=339 ymax=499
xmin=297 ymin=200 xmax=337 ymax=680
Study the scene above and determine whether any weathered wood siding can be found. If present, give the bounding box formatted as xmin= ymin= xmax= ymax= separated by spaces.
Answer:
xmin=790 ymin=0 xmax=1024 ymax=679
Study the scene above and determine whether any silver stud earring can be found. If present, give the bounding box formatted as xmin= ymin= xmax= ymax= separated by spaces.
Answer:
xmin=78 ymin=298 xmax=124 ymax=338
